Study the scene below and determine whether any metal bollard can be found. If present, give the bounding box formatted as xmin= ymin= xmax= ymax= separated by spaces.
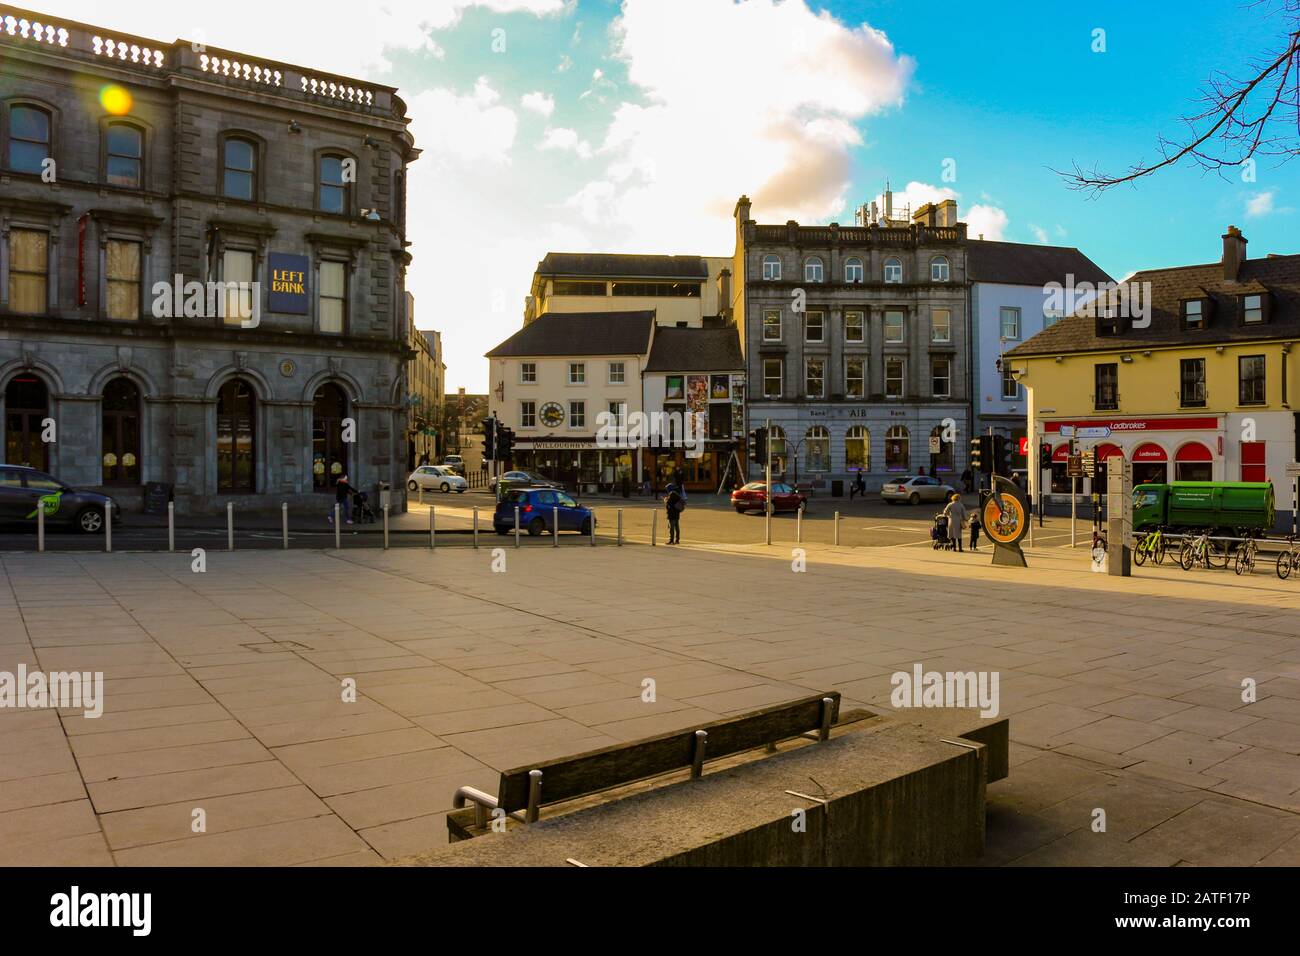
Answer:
xmin=105 ymin=505 xmax=112 ymax=553
xmin=552 ymin=506 xmax=559 ymax=547
xmin=589 ymin=510 xmax=596 ymax=546
xmin=335 ymin=503 xmax=341 ymax=549
xmin=834 ymin=511 xmax=840 ymax=547
xmin=473 ymin=507 xmax=479 ymax=549
xmin=227 ymin=502 xmax=234 ymax=552
xmin=429 ymin=506 xmax=435 ymax=550
xmin=418 ymin=485 xmax=423 ymax=506
xmin=797 ymin=504 xmax=803 ymax=544
xmin=617 ymin=509 xmax=623 ymax=547
xmin=764 ymin=501 xmax=772 ymax=547
xmin=168 ymin=500 xmax=175 ymax=553
xmin=514 ymin=506 xmax=521 ymax=548
xmin=37 ymin=502 xmax=44 ymax=553
xmin=282 ymin=502 xmax=289 ymax=549
xmin=652 ymin=510 xmax=658 ymax=547
xmin=382 ymin=504 xmax=390 ymax=550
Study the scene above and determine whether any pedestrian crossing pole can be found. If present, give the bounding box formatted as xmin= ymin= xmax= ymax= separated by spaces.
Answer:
xmin=764 ymin=417 xmax=773 ymax=547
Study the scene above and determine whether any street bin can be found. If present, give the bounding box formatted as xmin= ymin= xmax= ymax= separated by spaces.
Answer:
xmin=378 ymin=481 xmax=392 ymax=511
xmin=831 ymin=479 xmax=844 ymax=497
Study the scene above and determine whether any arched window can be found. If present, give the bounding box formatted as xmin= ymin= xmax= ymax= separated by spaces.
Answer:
xmin=105 ymin=123 xmax=142 ymax=188
xmin=762 ymin=255 xmax=781 ymax=281
xmin=844 ymin=257 xmax=864 ymax=283
xmin=883 ymin=257 xmax=903 ymax=284
xmin=216 ymin=379 xmax=256 ymax=493
xmin=885 ymin=425 xmax=910 ymax=472
xmin=8 ymin=105 xmax=51 ymax=174
xmin=845 ymin=426 xmax=870 ymax=471
xmin=102 ymin=378 xmax=141 ymax=485
xmin=805 ymin=426 xmax=830 ymax=472
xmin=929 ymin=425 xmax=953 ymax=473
xmin=804 ymin=256 xmax=824 ymax=283
xmin=930 ymin=256 xmax=950 ymax=282
xmin=319 ymin=154 xmax=350 ymax=214
xmin=4 ymin=375 xmax=50 ymax=470
xmin=222 ymin=137 xmax=257 ymax=201
xmin=313 ymin=384 xmax=348 ymax=491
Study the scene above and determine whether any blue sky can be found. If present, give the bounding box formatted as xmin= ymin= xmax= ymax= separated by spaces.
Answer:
xmin=48 ymin=0 xmax=1297 ymax=390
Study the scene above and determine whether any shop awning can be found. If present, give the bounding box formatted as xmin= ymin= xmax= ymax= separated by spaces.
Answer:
xmin=1132 ymin=442 xmax=1168 ymax=462
xmin=1096 ymin=443 xmax=1123 ymax=461
xmin=1175 ymin=441 xmax=1213 ymax=462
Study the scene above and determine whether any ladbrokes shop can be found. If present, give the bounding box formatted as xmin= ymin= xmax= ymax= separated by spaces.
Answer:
xmin=1040 ymin=415 xmax=1227 ymax=496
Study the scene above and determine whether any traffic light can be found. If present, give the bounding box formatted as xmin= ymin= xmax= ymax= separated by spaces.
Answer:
xmin=969 ymin=436 xmax=982 ymax=474
xmin=1039 ymin=442 xmax=1053 ymax=469
xmin=495 ymin=425 xmax=514 ymax=460
xmin=481 ymin=417 xmax=497 ymax=462
xmin=992 ymin=435 xmax=1013 ymax=477
xmin=748 ymin=427 xmax=768 ymax=465
xmin=971 ymin=435 xmax=993 ymax=475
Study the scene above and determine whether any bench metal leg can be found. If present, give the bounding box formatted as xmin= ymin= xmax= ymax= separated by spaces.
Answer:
xmin=525 ymin=769 xmax=543 ymax=823
xmin=691 ymin=730 xmax=708 ymax=779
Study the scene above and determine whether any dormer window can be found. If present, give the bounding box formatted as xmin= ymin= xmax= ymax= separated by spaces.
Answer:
xmin=1096 ymin=307 xmax=1127 ymax=337
xmin=1241 ymin=293 xmax=1267 ymax=325
xmin=1181 ymin=298 xmax=1207 ymax=331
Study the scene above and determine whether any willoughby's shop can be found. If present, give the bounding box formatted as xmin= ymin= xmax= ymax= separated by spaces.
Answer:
xmin=1041 ymin=416 xmax=1224 ymax=494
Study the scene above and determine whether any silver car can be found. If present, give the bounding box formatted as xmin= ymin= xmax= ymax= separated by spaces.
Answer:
xmin=880 ymin=475 xmax=957 ymax=505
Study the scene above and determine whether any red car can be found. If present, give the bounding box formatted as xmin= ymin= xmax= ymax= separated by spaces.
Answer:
xmin=731 ymin=481 xmax=807 ymax=514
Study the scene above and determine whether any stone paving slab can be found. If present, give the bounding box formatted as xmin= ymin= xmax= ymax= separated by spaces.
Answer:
xmin=1 ymin=539 xmax=1298 ymax=866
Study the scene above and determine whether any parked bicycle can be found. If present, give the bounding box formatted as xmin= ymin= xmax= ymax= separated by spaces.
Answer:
xmin=1233 ymin=535 xmax=1258 ymax=576
xmin=1132 ymin=528 xmax=1167 ymax=567
xmin=1277 ymin=536 xmax=1300 ymax=580
xmin=1179 ymin=530 xmax=1228 ymax=571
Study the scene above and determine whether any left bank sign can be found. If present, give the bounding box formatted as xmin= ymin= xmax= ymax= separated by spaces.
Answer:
xmin=268 ymin=252 xmax=309 ymax=314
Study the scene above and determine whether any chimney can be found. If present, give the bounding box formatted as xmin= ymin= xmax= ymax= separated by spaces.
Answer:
xmin=912 ymin=203 xmax=936 ymax=227
xmin=734 ymin=195 xmax=752 ymax=226
xmin=884 ymin=183 xmax=893 ymax=220
xmin=1222 ymin=225 xmax=1247 ymax=281
xmin=717 ymin=268 xmax=731 ymax=316
xmin=936 ymin=199 xmax=958 ymax=227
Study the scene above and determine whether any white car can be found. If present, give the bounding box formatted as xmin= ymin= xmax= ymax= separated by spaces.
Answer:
xmin=880 ymin=475 xmax=957 ymax=505
xmin=408 ymin=465 xmax=467 ymax=494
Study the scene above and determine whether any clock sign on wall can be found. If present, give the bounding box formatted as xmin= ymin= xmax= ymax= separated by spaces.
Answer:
xmin=539 ymin=402 xmax=565 ymax=429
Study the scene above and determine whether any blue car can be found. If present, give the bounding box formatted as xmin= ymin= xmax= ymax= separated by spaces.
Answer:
xmin=494 ymin=487 xmax=594 ymax=536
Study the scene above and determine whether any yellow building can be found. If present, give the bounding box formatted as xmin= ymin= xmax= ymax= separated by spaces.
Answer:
xmin=1005 ymin=227 xmax=1298 ymax=523
xmin=524 ymin=253 xmax=732 ymax=327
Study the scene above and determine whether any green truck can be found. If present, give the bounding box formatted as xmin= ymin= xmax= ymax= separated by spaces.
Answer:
xmin=1132 ymin=481 xmax=1275 ymax=534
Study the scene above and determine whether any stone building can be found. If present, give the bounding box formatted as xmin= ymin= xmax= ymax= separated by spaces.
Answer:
xmin=731 ymin=194 xmax=970 ymax=490
xmin=0 ymin=10 xmax=416 ymax=513
xmin=405 ymin=293 xmax=443 ymax=468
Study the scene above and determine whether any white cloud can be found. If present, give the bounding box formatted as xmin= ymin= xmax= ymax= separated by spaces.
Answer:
xmin=521 ymin=91 xmax=556 ymax=118
xmin=558 ymin=54 xmax=574 ymax=72
xmin=539 ymin=127 xmax=593 ymax=159
xmin=966 ymin=205 xmax=1009 ymax=241
xmin=1246 ymin=191 xmax=1275 ymax=217
xmin=409 ymin=79 xmax=517 ymax=165
xmin=1029 ymin=225 xmax=1049 ymax=244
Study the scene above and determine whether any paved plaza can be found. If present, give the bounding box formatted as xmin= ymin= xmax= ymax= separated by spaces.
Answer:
xmin=1 ymin=538 xmax=1298 ymax=866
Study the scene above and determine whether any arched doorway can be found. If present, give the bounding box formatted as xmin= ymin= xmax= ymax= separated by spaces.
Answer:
xmin=216 ymin=379 xmax=256 ymax=493
xmin=102 ymin=378 xmax=141 ymax=485
xmin=885 ymin=425 xmax=910 ymax=473
xmin=312 ymin=383 xmax=348 ymax=491
xmin=4 ymin=375 xmax=49 ymax=470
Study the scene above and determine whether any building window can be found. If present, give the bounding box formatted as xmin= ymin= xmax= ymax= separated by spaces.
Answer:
xmin=1002 ymin=368 xmax=1019 ymax=400
xmin=931 ymin=309 xmax=950 ymax=343
xmin=885 ymin=425 xmax=909 ymax=472
xmin=930 ymin=256 xmax=949 ymax=282
xmin=319 ymin=261 xmax=346 ymax=333
xmin=805 ymin=358 xmax=824 ymax=399
xmin=8 ymin=229 xmax=48 ymax=315
xmin=845 ymin=426 xmax=869 ymax=471
xmin=312 ymin=383 xmax=348 ymax=491
xmin=607 ymin=401 xmax=625 ymax=427
xmin=884 ymin=310 xmax=904 ymax=343
xmin=611 ymin=281 xmax=701 ymax=297
xmin=932 ymin=357 xmax=951 ymax=398
xmin=519 ymin=362 xmax=537 ymax=384
xmin=1180 ymin=358 xmax=1207 ymax=407
xmin=8 ymin=105 xmax=50 ymax=175
xmin=215 ymin=378 xmax=256 ymax=493
xmin=520 ymin=401 xmax=536 ymax=427
xmin=768 ymin=426 xmax=788 ymax=473
xmin=105 ymin=239 xmax=142 ymax=321
xmin=885 ymin=357 xmax=905 ymax=398
xmin=762 ymin=255 xmax=781 ymax=281
xmin=223 ymin=137 xmax=257 ymax=201
xmin=845 ymin=257 xmax=863 ymax=283
xmin=845 ymin=357 xmax=865 ymax=398
xmin=805 ymin=310 xmax=824 ymax=343
xmin=569 ymin=401 xmax=585 ymax=428
xmin=930 ymin=425 xmax=954 ymax=473
xmin=1241 ymin=294 xmax=1264 ymax=324
xmin=319 ymin=154 xmax=350 ymax=214
xmin=4 ymin=376 xmax=50 ymax=469
xmin=763 ymin=358 xmax=782 ymax=398
xmin=1238 ymin=355 xmax=1266 ymax=405
xmin=763 ymin=309 xmax=782 ymax=341
xmin=221 ymin=249 xmax=254 ymax=326
xmin=105 ymin=123 xmax=142 ymax=188
xmin=568 ymin=362 xmax=585 ymax=385
xmin=1182 ymin=299 xmax=1205 ymax=330
xmin=1000 ymin=307 xmax=1020 ymax=340
xmin=552 ymin=280 xmax=606 ymax=296
xmin=608 ymin=361 xmax=625 ymax=385
xmin=883 ymin=257 xmax=902 ymax=284
xmin=804 ymin=257 xmax=824 ymax=283
xmin=101 ymin=378 xmax=141 ymax=485
xmin=1094 ymin=363 xmax=1118 ymax=410
xmin=845 ymin=310 xmax=864 ymax=343
xmin=805 ymin=426 xmax=830 ymax=472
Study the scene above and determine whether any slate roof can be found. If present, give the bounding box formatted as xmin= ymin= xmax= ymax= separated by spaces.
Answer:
xmin=486 ymin=311 xmax=655 ymax=357
xmin=1008 ymin=253 xmax=1300 ymax=356
xmin=537 ymin=253 xmax=708 ymax=279
xmin=967 ymin=240 xmax=1113 ymax=287
xmin=644 ymin=327 xmax=744 ymax=372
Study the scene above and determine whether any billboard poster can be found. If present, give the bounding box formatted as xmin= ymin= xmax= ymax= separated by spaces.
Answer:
xmin=665 ymin=376 xmax=684 ymax=401
xmin=710 ymin=374 xmax=730 ymax=401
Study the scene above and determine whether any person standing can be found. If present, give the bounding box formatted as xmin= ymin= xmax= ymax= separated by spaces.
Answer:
xmin=961 ymin=467 xmax=973 ymax=494
xmin=968 ymin=509 xmax=982 ymax=551
xmin=942 ymin=492 xmax=967 ymax=553
xmin=329 ymin=474 xmax=354 ymax=525
xmin=665 ymin=482 xmax=684 ymax=545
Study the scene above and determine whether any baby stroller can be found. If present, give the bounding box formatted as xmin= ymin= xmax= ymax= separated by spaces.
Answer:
xmin=931 ymin=513 xmax=954 ymax=551
xmin=351 ymin=489 xmax=378 ymax=524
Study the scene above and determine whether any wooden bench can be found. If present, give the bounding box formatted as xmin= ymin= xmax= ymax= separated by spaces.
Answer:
xmin=448 ymin=691 xmax=842 ymax=841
